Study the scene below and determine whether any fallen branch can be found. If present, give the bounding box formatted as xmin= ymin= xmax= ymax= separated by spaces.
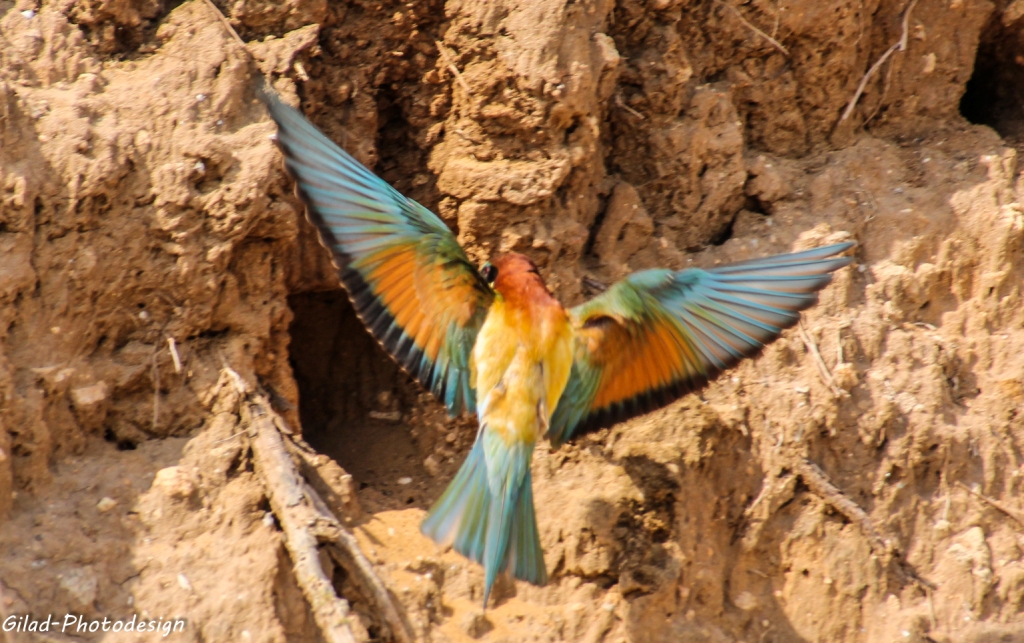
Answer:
xmin=300 ymin=459 xmax=413 ymax=643
xmin=243 ymin=393 xmax=360 ymax=643
xmin=435 ymin=41 xmax=473 ymax=96
xmin=838 ymin=0 xmax=918 ymax=124
xmin=956 ymin=481 xmax=1024 ymax=530
xmin=232 ymin=374 xmax=414 ymax=643
xmin=793 ymin=458 xmax=936 ymax=590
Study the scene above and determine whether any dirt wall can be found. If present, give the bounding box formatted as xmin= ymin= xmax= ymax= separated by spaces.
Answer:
xmin=1 ymin=0 xmax=1023 ymax=642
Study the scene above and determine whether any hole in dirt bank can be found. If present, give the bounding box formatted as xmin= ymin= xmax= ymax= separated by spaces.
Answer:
xmin=960 ymin=12 xmax=1024 ymax=147
xmin=708 ymin=214 xmax=737 ymax=246
xmin=287 ymin=289 xmax=444 ymax=511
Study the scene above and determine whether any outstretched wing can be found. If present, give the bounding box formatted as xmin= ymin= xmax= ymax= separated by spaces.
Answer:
xmin=262 ymin=89 xmax=493 ymax=416
xmin=548 ymin=242 xmax=854 ymax=446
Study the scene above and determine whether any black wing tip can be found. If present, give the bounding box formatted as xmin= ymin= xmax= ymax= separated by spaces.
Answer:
xmin=567 ymin=374 xmax=707 ymax=441
xmin=564 ymin=323 xmax=791 ymax=443
xmin=258 ymin=81 xmax=480 ymax=417
xmin=562 ymin=242 xmax=856 ymax=444
xmin=337 ymin=267 xmax=464 ymax=410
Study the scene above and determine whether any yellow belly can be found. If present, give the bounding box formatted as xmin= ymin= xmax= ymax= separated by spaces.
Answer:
xmin=472 ymin=297 xmax=573 ymax=446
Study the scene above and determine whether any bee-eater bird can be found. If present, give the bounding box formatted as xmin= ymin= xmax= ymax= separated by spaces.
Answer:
xmin=261 ymin=90 xmax=854 ymax=607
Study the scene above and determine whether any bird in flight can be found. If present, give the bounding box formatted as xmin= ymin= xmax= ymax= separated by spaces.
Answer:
xmin=261 ymin=89 xmax=853 ymax=607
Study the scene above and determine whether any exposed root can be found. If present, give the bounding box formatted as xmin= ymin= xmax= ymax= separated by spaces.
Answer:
xmin=797 ymin=322 xmax=846 ymax=399
xmin=838 ymin=0 xmax=918 ymax=124
xmin=713 ymin=0 xmax=790 ymax=57
xmin=151 ymin=348 xmax=161 ymax=432
xmin=793 ymin=458 xmax=936 ymax=590
xmin=435 ymin=41 xmax=473 ymax=96
xmin=219 ymin=368 xmax=414 ymax=643
xmin=792 ymin=458 xmax=888 ymax=552
xmin=167 ymin=337 xmax=183 ymax=373
xmin=615 ymin=94 xmax=645 ymax=120
xmin=200 ymin=0 xmax=248 ymax=51
xmin=956 ymin=481 xmax=1024 ymax=530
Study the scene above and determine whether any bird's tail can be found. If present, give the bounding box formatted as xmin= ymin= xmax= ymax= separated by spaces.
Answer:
xmin=421 ymin=439 xmax=547 ymax=606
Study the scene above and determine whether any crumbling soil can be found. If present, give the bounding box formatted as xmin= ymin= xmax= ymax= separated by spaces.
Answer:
xmin=2 ymin=0 xmax=1023 ymax=642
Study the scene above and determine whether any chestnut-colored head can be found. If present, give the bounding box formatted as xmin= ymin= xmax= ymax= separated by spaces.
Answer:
xmin=482 ymin=253 xmax=554 ymax=305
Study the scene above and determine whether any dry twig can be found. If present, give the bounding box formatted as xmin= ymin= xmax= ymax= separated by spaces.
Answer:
xmin=713 ymin=0 xmax=790 ymax=57
xmin=228 ymin=370 xmax=413 ymax=643
xmin=200 ymin=0 xmax=248 ymax=51
xmin=615 ymin=94 xmax=645 ymax=120
xmin=797 ymin=322 xmax=845 ymax=398
xmin=435 ymin=41 xmax=473 ymax=96
xmin=243 ymin=394 xmax=359 ymax=643
xmin=793 ymin=458 xmax=889 ymax=553
xmin=167 ymin=336 xmax=183 ymax=374
xmin=956 ymin=481 xmax=1024 ymax=530
xmin=302 ymin=465 xmax=412 ymax=643
xmin=838 ymin=0 xmax=918 ymax=123
xmin=794 ymin=458 xmax=936 ymax=590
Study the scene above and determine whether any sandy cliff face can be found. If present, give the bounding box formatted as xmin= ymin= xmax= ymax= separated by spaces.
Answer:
xmin=1 ymin=0 xmax=1023 ymax=641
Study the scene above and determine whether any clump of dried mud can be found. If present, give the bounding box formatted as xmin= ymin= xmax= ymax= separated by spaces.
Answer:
xmin=2 ymin=0 xmax=1023 ymax=642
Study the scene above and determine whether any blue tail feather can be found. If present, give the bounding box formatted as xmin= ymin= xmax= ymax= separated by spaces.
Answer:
xmin=504 ymin=470 xmax=547 ymax=586
xmin=420 ymin=439 xmax=546 ymax=607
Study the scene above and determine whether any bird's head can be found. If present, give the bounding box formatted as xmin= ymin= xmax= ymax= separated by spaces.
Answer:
xmin=484 ymin=253 xmax=548 ymax=299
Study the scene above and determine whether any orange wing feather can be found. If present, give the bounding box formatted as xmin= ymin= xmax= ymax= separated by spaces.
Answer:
xmin=549 ymin=243 xmax=855 ymax=445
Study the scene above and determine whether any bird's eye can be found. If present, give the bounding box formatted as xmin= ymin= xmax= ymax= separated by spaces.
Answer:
xmin=481 ymin=263 xmax=498 ymax=284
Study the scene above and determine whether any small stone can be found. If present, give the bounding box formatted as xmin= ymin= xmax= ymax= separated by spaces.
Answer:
xmin=96 ymin=497 xmax=117 ymax=512
xmin=60 ymin=567 xmax=98 ymax=608
xmin=733 ymin=591 xmax=759 ymax=611
xmin=397 ymin=477 xmax=412 ymax=485
xmin=21 ymin=9 xmax=34 ymax=19
xmin=423 ymin=455 xmax=440 ymax=477
xmin=832 ymin=363 xmax=859 ymax=391
xmin=460 ymin=611 xmax=493 ymax=638
xmin=152 ymin=466 xmax=195 ymax=499
xmin=71 ymin=382 xmax=108 ymax=408
xmin=177 ymin=573 xmax=193 ymax=592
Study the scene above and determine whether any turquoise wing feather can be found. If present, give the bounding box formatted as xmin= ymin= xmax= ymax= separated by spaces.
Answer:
xmin=548 ymin=242 xmax=855 ymax=446
xmin=262 ymin=89 xmax=493 ymax=416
